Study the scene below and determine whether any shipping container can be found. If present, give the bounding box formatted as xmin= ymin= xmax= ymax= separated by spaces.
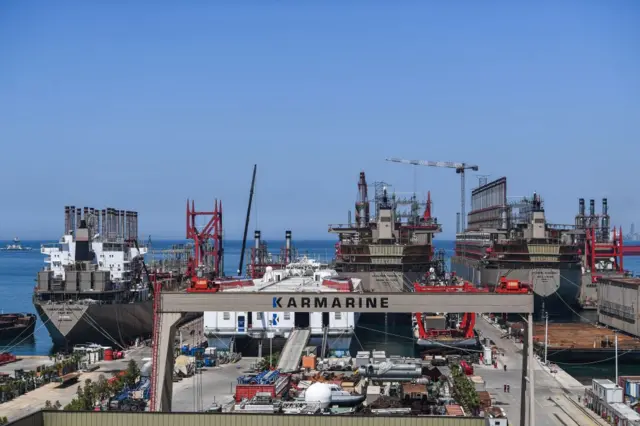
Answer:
xmin=235 ymin=384 xmax=276 ymax=402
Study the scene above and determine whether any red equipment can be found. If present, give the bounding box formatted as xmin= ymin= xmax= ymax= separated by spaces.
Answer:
xmin=495 ymin=277 xmax=531 ymax=294
xmin=185 ymin=199 xmax=223 ymax=293
xmin=585 ymin=226 xmax=624 ymax=273
xmin=413 ymin=281 xmax=485 ymax=340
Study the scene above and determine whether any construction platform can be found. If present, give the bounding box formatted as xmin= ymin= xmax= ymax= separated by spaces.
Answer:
xmin=532 ymin=322 xmax=640 ymax=363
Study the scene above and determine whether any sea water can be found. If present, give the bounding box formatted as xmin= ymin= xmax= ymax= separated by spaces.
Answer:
xmin=1 ymin=238 xmax=639 ymax=385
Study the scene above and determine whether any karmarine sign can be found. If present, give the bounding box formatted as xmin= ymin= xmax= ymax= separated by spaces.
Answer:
xmin=272 ymin=296 xmax=389 ymax=310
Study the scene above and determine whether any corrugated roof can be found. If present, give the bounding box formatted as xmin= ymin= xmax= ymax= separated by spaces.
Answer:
xmin=445 ymin=404 xmax=465 ymax=416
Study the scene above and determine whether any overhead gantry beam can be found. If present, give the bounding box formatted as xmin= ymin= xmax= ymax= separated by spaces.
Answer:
xmin=159 ymin=292 xmax=533 ymax=314
xmin=151 ymin=292 xmax=534 ymax=413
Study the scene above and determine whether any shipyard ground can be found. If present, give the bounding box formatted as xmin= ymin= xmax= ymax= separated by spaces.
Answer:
xmin=0 ymin=346 xmax=152 ymax=422
xmin=476 ymin=316 xmax=608 ymax=426
xmin=172 ymin=357 xmax=259 ymax=411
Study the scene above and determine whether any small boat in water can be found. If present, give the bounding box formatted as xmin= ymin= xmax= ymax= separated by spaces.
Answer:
xmin=0 ymin=313 xmax=37 ymax=340
xmin=0 ymin=238 xmax=32 ymax=251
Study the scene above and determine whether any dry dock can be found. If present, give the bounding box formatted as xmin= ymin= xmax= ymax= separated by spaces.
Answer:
xmin=532 ymin=322 xmax=640 ymax=363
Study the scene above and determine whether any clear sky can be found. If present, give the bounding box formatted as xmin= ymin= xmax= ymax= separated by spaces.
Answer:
xmin=1 ymin=1 xmax=638 ymax=240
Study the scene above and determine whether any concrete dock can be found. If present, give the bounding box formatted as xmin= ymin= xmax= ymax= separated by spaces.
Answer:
xmin=171 ymin=357 xmax=259 ymax=411
xmin=475 ymin=316 xmax=608 ymax=426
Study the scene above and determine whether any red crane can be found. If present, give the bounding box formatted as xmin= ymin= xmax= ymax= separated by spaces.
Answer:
xmin=185 ymin=199 xmax=223 ymax=293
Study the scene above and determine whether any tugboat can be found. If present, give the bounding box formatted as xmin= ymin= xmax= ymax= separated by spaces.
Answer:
xmin=0 ymin=238 xmax=32 ymax=251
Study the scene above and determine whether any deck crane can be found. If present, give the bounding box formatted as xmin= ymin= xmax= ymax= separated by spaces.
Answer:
xmin=386 ymin=158 xmax=479 ymax=231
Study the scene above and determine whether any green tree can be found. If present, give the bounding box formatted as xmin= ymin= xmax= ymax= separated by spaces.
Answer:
xmin=0 ymin=416 xmax=8 ymax=425
xmin=94 ymin=374 xmax=110 ymax=401
xmin=123 ymin=359 xmax=140 ymax=387
xmin=44 ymin=400 xmax=53 ymax=409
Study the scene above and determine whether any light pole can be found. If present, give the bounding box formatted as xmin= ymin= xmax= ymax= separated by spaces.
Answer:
xmin=544 ymin=311 xmax=549 ymax=365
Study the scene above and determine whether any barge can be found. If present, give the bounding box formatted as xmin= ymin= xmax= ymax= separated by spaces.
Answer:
xmin=532 ymin=322 xmax=640 ymax=363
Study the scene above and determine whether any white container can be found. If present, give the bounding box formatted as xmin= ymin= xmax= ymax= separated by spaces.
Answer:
xmin=483 ymin=346 xmax=492 ymax=365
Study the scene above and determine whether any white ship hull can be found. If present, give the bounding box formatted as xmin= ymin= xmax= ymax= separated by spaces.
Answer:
xmin=205 ymin=312 xmax=360 ymax=356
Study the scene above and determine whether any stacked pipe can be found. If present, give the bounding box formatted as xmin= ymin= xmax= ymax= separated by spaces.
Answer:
xmin=83 ymin=207 xmax=89 ymax=236
xmin=357 ymin=362 xmax=422 ymax=379
xmin=133 ymin=212 xmax=138 ymax=240
xmin=64 ymin=206 xmax=70 ymax=235
xmin=70 ymin=206 xmax=76 ymax=236
xmin=76 ymin=208 xmax=82 ymax=240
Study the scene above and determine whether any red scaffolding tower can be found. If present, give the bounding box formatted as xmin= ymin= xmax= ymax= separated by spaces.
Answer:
xmin=185 ymin=199 xmax=223 ymax=292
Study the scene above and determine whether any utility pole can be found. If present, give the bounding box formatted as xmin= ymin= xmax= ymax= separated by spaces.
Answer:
xmin=544 ymin=311 xmax=549 ymax=365
xmin=615 ymin=331 xmax=618 ymax=386
xmin=528 ymin=312 xmax=535 ymax=426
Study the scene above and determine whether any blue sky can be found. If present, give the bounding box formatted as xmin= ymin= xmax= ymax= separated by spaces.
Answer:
xmin=0 ymin=1 xmax=638 ymax=240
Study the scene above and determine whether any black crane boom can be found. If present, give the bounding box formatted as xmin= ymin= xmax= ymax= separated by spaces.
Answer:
xmin=238 ymin=164 xmax=257 ymax=275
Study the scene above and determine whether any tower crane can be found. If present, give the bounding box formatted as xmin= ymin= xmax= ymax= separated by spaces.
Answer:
xmin=386 ymin=157 xmax=479 ymax=231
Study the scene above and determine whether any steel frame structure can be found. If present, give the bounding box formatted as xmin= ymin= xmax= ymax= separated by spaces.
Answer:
xmin=149 ymin=290 xmax=536 ymax=424
xmin=186 ymin=199 xmax=223 ymax=276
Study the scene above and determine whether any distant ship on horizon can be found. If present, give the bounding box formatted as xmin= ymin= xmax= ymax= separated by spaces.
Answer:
xmin=0 ymin=238 xmax=32 ymax=252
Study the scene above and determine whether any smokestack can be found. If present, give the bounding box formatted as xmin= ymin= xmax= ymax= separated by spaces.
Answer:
xmin=64 ymin=206 xmax=70 ymax=235
xmin=348 ymin=210 xmax=352 ymax=226
xmin=254 ymin=230 xmax=261 ymax=265
xmin=456 ymin=212 xmax=461 ymax=234
xmin=254 ymin=230 xmax=261 ymax=250
xmin=589 ymin=199 xmax=595 ymax=217
xmin=285 ymin=230 xmax=292 ymax=263
xmin=602 ymin=198 xmax=610 ymax=242
xmin=579 ymin=198 xmax=585 ymax=217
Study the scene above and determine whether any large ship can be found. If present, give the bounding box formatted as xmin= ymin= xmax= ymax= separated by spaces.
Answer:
xmin=328 ymin=172 xmax=443 ymax=324
xmin=204 ymin=255 xmax=361 ymax=357
xmin=450 ymin=177 xmax=582 ymax=315
xmin=33 ymin=206 xmax=152 ymax=349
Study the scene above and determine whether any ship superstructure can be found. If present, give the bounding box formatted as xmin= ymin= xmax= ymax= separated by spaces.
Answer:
xmin=204 ymin=256 xmax=361 ymax=356
xmin=450 ymin=177 xmax=582 ymax=314
xmin=33 ymin=206 xmax=151 ymax=348
xmin=329 ymin=171 xmax=442 ymax=293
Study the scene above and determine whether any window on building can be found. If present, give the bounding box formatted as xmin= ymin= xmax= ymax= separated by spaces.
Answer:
xmin=284 ymin=312 xmax=291 ymax=320
xmin=335 ymin=312 xmax=342 ymax=320
xmin=257 ymin=312 xmax=263 ymax=320
xmin=223 ymin=312 xmax=230 ymax=320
